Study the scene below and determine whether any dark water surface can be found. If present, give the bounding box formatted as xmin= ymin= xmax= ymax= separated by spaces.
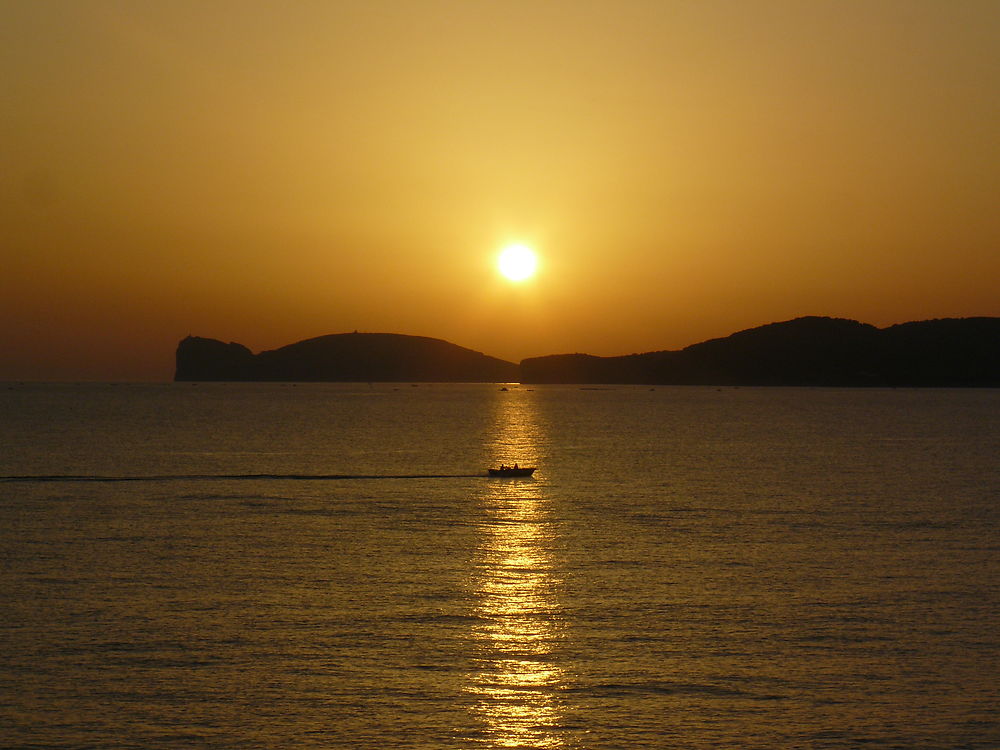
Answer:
xmin=1 ymin=383 xmax=998 ymax=748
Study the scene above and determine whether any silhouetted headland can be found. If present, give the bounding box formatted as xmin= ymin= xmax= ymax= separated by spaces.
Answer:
xmin=175 ymin=332 xmax=519 ymax=382
xmin=176 ymin=317 xmax=999 ymax=386
xmin=522 ymin=317 xmax=1000 ymax=386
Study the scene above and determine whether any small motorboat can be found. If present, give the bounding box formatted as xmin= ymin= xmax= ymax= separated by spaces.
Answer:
xmin=488 ymin=466 xmax=536 ymax=477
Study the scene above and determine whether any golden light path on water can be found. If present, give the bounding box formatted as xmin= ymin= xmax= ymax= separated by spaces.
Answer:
xmin=468 ymin=389 xmax=565 ymax=748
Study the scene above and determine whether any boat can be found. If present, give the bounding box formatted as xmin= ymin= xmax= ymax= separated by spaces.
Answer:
xmin=488 ymin=466 xmax=536 ymax=477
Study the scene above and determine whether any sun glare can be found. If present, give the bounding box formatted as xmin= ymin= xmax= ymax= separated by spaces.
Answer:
xmin=498 ymin=244 xmax=538 ymax=282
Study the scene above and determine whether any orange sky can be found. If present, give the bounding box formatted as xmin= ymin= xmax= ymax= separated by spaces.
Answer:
xmin=2 ymin=0 xmax=998 ymax=380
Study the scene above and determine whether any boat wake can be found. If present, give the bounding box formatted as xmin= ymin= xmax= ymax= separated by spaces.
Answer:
xmin=0 ymin=473 xmax=483 ymax=483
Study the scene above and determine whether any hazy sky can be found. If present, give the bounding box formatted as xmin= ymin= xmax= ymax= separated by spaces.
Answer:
xmin=2 ymin=0 xmax=998 ymax=380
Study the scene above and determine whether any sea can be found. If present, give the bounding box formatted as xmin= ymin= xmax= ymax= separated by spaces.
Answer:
xmin=1 ymin=382 xmax=998 ymax=749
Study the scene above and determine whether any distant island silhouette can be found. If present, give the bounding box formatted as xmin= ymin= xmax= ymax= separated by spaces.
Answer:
xmin=175 ymin=332 xmax=518 ymax=383
xmin=176 ymin=317 xmax=1000 ymax=386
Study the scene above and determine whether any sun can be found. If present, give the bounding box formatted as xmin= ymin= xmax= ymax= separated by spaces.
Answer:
xmin=497 ymin=244 xmax=538 ymax=282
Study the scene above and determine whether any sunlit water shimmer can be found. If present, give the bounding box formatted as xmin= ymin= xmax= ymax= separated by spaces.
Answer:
xmin=1 ymin=383 xmax=998 ymax=748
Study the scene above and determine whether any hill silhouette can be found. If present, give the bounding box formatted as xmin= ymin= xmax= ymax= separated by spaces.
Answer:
xmin=175 ymin=333 xmax=518 ymax=382
xmin=175 ymin=317 xmax=999 ymax=386
xmin=520 ymin=316 xmax=1000 ymax=386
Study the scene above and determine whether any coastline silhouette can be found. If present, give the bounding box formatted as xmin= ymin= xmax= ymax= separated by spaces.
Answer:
xmin=175 ymin=316 xmax=1000 ymax=387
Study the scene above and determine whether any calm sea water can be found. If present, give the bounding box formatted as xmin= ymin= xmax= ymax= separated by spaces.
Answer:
xmin=1 ymin=383 xmax=998 ymax=749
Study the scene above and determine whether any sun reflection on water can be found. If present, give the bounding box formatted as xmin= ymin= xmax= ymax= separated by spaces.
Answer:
xmin=468 ymin=390 xmax=566 ymax=748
